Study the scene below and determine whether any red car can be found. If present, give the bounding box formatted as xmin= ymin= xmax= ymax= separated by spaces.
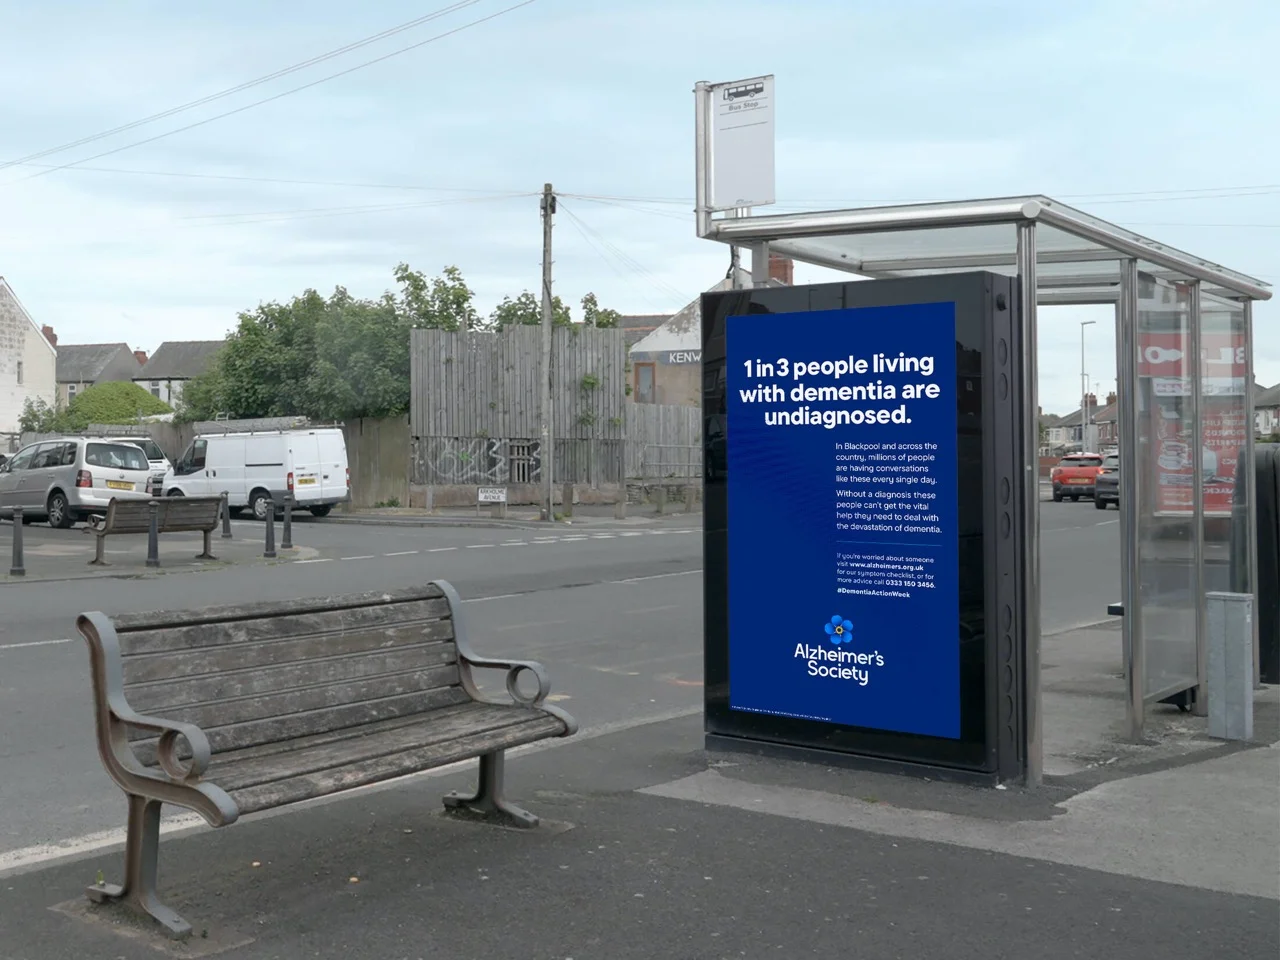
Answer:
xmin=1051 ymin=453 xmax=1105 ymax=502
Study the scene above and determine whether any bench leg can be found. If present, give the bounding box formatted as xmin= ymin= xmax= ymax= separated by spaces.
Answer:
xmin=86 ymin=794 xmax=191 ymax=941
xmin=442 ymin=750 xmax=538 ymax=829
xmin=89 ymin=535 xmax=108 ymax=566
xmin=196 ymin=528 xmax=216 ymax=561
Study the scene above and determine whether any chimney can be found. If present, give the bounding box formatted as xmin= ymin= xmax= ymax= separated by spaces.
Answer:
xmin=41 ymin=324 xmax=57 ymax=347
xmin=1086 ymin=393 xmax=1097 ymax=407
xmin=134 ymin=349 xmax=149 ymax=366
xmin=1106 ymin=391 xmax=1116 ymax=406
xmin=768 ymin=254 xmax=794 ymax=285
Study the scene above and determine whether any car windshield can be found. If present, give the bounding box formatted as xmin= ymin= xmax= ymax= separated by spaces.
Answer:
xmin=1061 ymin=456 xmax=1103 ymax=467
xmin=85 ymin=443 xmax=149 ymax=471
xmin=116 ymin=438 xmax=164 ymax=461
xmin=1103 ymin=456 xmax=1120 ymax=468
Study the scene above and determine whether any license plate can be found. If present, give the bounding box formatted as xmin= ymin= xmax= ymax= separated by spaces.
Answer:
xmin=1069 ymin=478 xmax=1089 ymax=484
xmin=296 ymin=477 xmax=317 ymax=485
xmin=106 ymin=480 xmax=134 ymax=490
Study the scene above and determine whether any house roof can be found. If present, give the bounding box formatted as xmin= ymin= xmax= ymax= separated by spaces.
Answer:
xmin=630 ymin=269 xmax=784 ymax=356
xmin=619 ymin=313 xmax=672 ymax=348
xmin=55 ymin=343 xmax=134 ymax=382
xmin=1256 ymin=383 xmax=1280 ymax=409
xmin=137 ymin=340 xmax=224 ymax=380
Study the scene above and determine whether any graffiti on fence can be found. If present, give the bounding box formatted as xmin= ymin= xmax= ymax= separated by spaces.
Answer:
xmin=414 ymin=437 xmax=542 ymax=485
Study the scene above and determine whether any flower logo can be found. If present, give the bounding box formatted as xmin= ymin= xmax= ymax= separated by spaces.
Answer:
xmin=825 ymin=615 xmax=853 ymax=645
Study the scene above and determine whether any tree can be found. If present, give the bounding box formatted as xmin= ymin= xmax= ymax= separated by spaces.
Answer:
xmin=18 ymin=397 xmax=59 ymax=433
xmin=56 ymin=382 xmax=171 ymax=431
xmin=489 ymin=291 xmax=572 ymax=327
xmin=580 ymin=292 xmax=621 ymax=328
xmin=394 ymin=263 xmax=480 ymax=331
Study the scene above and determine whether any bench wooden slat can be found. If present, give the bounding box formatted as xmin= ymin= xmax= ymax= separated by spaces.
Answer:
xmin=109 ymin=584 xmax=446 ymax=633
xmin=133 ymin=685 xmax=472 ymax=763
xmin=120 ymin=598 xmax=452 ymax=655
xmin=210 ymin=702 xmax=543 ymax=793
xmin=121 ymin=619 xmax=455 ymax=684
xmin=126 ymin=640 xmax=459 ymax=714
xmin=229 ymin=710 xmax=566 ymax=816
xmin=130 ymin=665 xmax=464 ymax=747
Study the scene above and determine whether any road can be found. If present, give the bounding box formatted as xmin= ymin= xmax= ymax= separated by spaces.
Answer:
xmin=0 ymin=501 xmax=1119 ymax=862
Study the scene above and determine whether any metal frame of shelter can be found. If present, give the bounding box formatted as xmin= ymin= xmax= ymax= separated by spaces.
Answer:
xmin=694 ymin=146 xmax=1271 ymax=785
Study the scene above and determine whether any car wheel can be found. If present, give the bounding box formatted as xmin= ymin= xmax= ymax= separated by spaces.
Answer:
xmin=1052 ymin=491 xmax=1063 ymax=502
xmin=1095 ymin=497 xmax=1107 ymax=510
xmin=166 ymin=488 xmax=184 ymax=498
xmin=249 ymin=489 xmax=271 ymax=521
xmin=309 ymin=505 xmax=332 ymax=518
xmin=1070 ymin=495 xmax=1079 ymax=502
xmin=47 ymin=491 xmax=74 ymax=529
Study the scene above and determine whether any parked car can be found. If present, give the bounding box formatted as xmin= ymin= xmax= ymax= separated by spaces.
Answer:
xmin=1094 ymin=453 xmax=1120 ymax=509
xmin=0 ymin=437 xmax=153 ymax=528
xmin=161 ymin=428 xmax=349 ymax=519
xmin=105 ymin=436 xmax=172 ymax=496
xmin=1050 ymin=453 xmax=1105 ymax=502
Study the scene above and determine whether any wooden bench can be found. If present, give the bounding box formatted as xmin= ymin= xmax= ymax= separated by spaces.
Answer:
xmin=76 ymin=581 xmax=576 ymax=939
xmin=85 ymin=496 xmax=223 ymax=566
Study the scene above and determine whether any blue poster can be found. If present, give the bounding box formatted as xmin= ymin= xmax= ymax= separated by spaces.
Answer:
xmin=726 ymin=302 xmax=961 ymax=739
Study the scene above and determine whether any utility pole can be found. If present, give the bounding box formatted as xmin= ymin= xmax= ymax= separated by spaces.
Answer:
xmin=540 ymin=183 xmax=555 ymax=522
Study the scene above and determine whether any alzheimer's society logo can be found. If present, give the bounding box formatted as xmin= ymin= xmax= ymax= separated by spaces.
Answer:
xmin=794 ymin=614 xmax=885 ymax=686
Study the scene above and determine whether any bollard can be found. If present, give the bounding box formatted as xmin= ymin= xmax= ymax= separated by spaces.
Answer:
xmin=221 ymin=491 xmax=233 ymax=539
xmin=282 ymin=494 xmax=294 ymax=550
xmin=9 ymin=507 xmax=25 ymax=577
xmin=146 ymin=501 xmax=161 ymax=568
xmin=614 ymin=498 xmax=627 ymax=520
xmin=684 ymin=484 xmax=696 ymax=513
xmin=561 ymin=483 xmax=574 ymax=518
xmin=654 ymin=485 xmax=666 ymax=515
xmin=263 ymin=499 xmax=277 ymax=559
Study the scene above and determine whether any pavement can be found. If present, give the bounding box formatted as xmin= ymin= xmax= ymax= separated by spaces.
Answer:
xmin=0 ymin=498 xmax=1275 ymax=957
xmin=0 ymin=710 xmax=1275 ymax=959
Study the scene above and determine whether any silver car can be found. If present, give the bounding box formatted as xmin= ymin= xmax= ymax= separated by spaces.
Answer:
xmin=0 ymin=437 xmax=153 ymax=528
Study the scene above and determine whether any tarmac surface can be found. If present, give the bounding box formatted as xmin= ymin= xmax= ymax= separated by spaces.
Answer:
xmin=0 ymin=714 xmax=1274 ymax=959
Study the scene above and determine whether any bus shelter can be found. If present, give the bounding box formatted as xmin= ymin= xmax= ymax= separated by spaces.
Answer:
xmin=697 ymin=195 xmax=1271 ymax=783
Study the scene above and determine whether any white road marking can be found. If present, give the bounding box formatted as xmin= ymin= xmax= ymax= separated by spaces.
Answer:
xmin=428 ymin=547 xmax=456 ymax=553
xmin=465 ymin=544 xmax=494 ymax=549
xmin=293 ymin=558 xmax=333 ymax=565
xmin=461 ymin=593 xmax=522 ymax=603
xmin=340 ymin=555 xmax=375 ymax=561
xmin=0 ymin=637 xmax=74 ymax=651
xmin=611 ymin=570 xmax=703 ymax=584
xmin=383 ymin=550 xmax=419 ymax=557
xmin=1096 ymin=519 xmax=1119 ymax=526
xmin=561 ymin=536 xmax=588 ymax=542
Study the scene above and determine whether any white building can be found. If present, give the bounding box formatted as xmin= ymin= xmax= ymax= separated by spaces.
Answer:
xmin=0 ymin=278 xmax=57 ymax=445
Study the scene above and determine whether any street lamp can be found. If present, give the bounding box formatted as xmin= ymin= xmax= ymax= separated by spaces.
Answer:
xmin=1080 ymin=320 xmax=1096 ymax=450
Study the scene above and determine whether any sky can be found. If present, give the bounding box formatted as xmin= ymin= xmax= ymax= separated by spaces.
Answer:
xmin=0 ymin=0 xmax=1275 ymax=415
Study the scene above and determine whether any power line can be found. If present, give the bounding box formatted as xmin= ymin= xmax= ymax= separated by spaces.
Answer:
xmin=558 ymin=202 xmax=686 ymax=313
xmin=17 ymin=161 xmax=511 ymax=194
xmin=0 ymin=1 xmax=485 ymax=173
xmin=558 ymin=200 xmax=693 ymax=306
xmin=6 ymin=0 xmax=539 ymax=186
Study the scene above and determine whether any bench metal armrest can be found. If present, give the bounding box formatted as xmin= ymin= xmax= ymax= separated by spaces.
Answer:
xmin=431 ymin=579 xmax=555 ymax=709
xmin=74 ymin=616 xmax=221 ymax=798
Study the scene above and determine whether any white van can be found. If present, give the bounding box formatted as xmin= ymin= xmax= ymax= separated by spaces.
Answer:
xmin=163 ymin=428 xmax=349 ymax=519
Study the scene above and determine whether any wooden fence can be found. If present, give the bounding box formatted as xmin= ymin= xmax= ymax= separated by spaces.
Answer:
xmin=625 ymin=403 xmax=702 ymax=481
xmin=410 ymin=325 xmax=629 ymax=485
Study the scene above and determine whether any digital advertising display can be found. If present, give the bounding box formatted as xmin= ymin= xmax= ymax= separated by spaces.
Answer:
xmin=725 ymin=303 xmax=961 ymax=739
xmin=702 ymin=274 xmax=1027 ymax=780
